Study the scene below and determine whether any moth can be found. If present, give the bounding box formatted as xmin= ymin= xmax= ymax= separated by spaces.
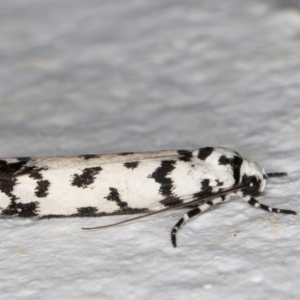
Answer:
xmin=0 ymin=147 xmax=296 ymax=247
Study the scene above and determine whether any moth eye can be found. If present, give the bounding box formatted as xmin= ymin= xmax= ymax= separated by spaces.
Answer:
xmin=243 ymin=176 xmax=261 ymax=196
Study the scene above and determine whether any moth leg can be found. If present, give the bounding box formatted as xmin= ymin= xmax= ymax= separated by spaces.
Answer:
xmin=240 ymin=194 xmax=296 ymax=215
xmin=171 ymin=196 xmax=229 ymax=248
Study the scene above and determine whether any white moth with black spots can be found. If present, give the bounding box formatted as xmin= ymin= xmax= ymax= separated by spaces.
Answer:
xmin=0 ymin=147 xmax=296 ymax=247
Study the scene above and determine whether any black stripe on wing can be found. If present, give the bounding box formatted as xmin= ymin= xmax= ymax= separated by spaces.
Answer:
xmin=0 ymin=159 xmax=36 ymax=179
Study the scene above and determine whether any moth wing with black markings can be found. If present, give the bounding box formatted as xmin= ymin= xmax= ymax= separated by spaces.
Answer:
xmin=0 ymin=148 xmax=244 ymax=218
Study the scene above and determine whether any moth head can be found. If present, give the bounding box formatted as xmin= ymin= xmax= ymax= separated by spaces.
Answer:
xmin=241 ymin=160 xmax=267 ymax=196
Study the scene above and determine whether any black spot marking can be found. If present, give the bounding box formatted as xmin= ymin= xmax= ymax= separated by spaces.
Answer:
xmin=35 ymin=180 xmax=50 ymax=198
xmin=28 ymin=169 xmax=50 ymax=198
xmin=119 ymin=152 xmax=134 ymax=155
xmin=197 ymin=147 xmax=214 ymax=160
xmin=1 ymin=201 xmax=18 ymax=216
xmin=149 ymin=160 xmax=176 ymax=197
xmin=219 ymin=155 xmax=243 ymax=184
xmin=159 ymin=196 xmax=183 ymax=207
xmin=0 ymin=165 xmax=40 ymax=217
xmin=0 ymin=178 xmax=19 ymax=215
xmin=178 ymin=150 xmax=193 ymax=162
xmin=216 ymin=180 xmax=223 ymax=186
xmin=0 ymin=177 xmax=26 ymax=215
xmin=29 ymin=170 xmax=43 ymax=180
xmin=123 ymin=161 xmax=139 ymax=169
xmin=187 ymin=207 xmax=201 ymax=218
xmin=77 ymin=206 xmax=99 ymax=216
xmin=207 ymin=201 xmax=213 ymax=206
xmin=218 ymin=155 xmax=229 ymax=165
xmin=248 ymin=198 xmax=257 ymax=207
xmin=193 ymin=179 xmax=213 ymax=200
xmin=105 ymin=187 xmax=128 ymax=209
xmin=79 ymin=154 xmax=100 ymax=160
xmin=230 ymin=156 xmax=244 ymax=180
xmin=176 ymin=218 xmax=184 ymax=228
xmin=17 ymin=202 xmax=39 ymax=217
xmin=72 ymin=167 xmax=102 ymax=188
xmin=0 ymin=178 xmax=17 ymax=200
xmin=2 ymin=198 xmax=39 ymax=217
xmin=0 ymin=160 xmax=34 ymax=179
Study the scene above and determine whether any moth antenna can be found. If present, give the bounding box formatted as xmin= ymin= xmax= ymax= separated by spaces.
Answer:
xmin=266 ymin=172 xmax=287 ymax=178
xmin=82 ymin=184 xmax=246 ymax=230
xmin=82 ymin=210 xmax=170 ymax=230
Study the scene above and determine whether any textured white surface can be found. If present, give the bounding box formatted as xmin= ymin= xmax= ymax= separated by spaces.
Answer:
xmin=1 ymin=0 xmax=300 ymax=299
